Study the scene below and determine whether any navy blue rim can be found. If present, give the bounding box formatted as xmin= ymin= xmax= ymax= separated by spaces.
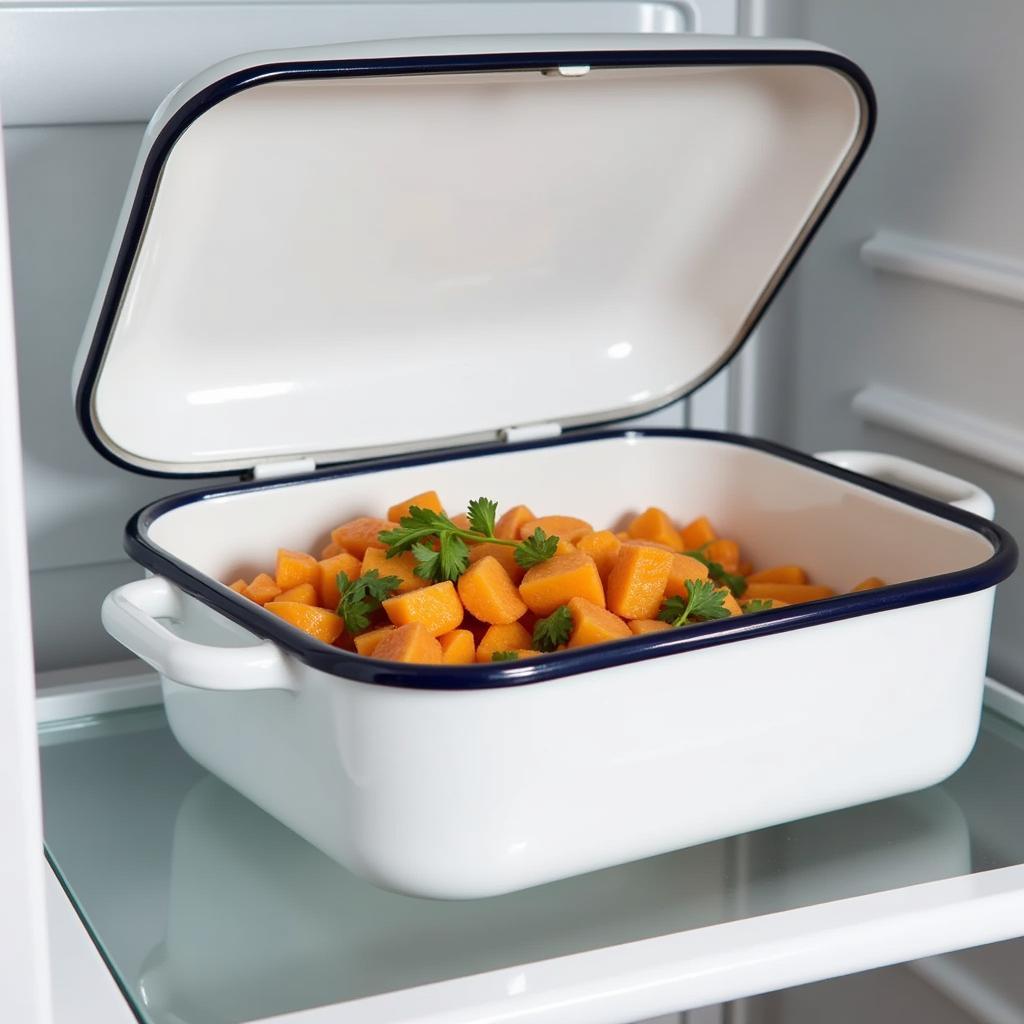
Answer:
xmin=126 ymin=428 xmax=1017 ymax=691
xmin=75 ymin=47 xmax=876 ymax=478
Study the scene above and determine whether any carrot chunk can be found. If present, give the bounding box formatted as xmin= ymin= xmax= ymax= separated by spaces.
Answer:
xmin=628 ymin=618 xmax=673 ymax=635
xmin=851 ymin=576 xmax=886 ymax=592
xmin=664 ymin=553 xmax=710 ymax=599
xmin=319 ymin=540 xmax=341 ymax=559
xmin=622 ymin=538 xmax=677 ymax=552
xmin=360 ymin=547 xmax=427 ymax=595
xmin=387 ymin=490 xmax=444 ymax=524
xmin=576 ymin=530 xmax=622 ymax=581
xmin=373 ymin=622 xmax=443 ymax=664
xmin=458 ymin=555 xmax=528 ymax=625
xmin=449 ymin=513 xmax=471 ymax=530
xmin=476 ymin=621 xmax=533 ymax=662
xmin=628 ymin=507 xmax=683 ymax=550
xmin=227 ymin=579 xmax=248 ymax=595
xmin=265 ymin=601 xmax=345 ymax=645
xmin=275 ymin=549 xmax=320 ymax=591
xmin=567 ymin=597 xmax=631 ymax=648
xmin=331 ymin=517 xmax=397 ymax=558
xmin=383 ymin=580 xmax=464 ymax=636
xmin=439 ymin=629 xmax=476 ymax=665
xmin=318 ymin=551 xmax=363 ymax=608
xmin=606 ymin=544 xmax=674 ymax=620
xmin=704 ymin=539 xmax=740 ymax=574
xmin=495 ymin=504 xmax=535 ymax=540
xmin=743 ymin=582 xmax=835 ymax=604
xmin=274 ymin=582 xmax=318 ymax=605
xmin=519 ymin=515 xmax=593 ymax=544
xmin=353 ymin=625 xmax=396 ymax=656
xmin=681 ymin=516 xmax=716 ymax=550
xmin=747 ymin=565 xmax=808 ymax=585
xmin=246 ymin=572 xmax=282 ymax=606
xmin=518 ymin=551 xmax=605 ymax=616
xmin=469 ymin=541 xmax=525 ymax=583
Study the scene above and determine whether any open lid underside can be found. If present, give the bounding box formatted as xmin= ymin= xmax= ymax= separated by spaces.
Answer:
xmin=77 ymin=36 xmax=873 ymax=477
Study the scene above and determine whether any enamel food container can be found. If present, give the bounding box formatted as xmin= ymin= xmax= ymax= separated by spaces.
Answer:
xmin=79 ymin=35 xmax=1017 ymax=898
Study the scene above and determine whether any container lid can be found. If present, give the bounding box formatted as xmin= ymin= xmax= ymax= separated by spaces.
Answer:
xmin=74 ymin=34 xmax=874 ymax=477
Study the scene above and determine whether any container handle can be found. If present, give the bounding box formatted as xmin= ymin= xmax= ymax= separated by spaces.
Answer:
xmin=102 ymin=577 xmax=295 ymax=691
xmin=814 ymin=449 xmax=994 ymax=520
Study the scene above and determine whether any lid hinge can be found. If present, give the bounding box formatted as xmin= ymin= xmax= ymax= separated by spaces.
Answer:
xmin=251 ymin=457 xmax=318 ymax=481
xmin=500 ymin=422 xmax=562 ymax=444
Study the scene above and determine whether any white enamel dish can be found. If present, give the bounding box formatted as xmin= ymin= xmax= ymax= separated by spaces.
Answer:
xmin=80 ymin=35 xmax=1017 ymax=898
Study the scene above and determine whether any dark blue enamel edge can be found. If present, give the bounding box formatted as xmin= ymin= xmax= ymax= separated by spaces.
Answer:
xmin=125 ymin=427 xmax=1018 ymax=691
xmin=75 ymin=47 xmax=876 ymax=479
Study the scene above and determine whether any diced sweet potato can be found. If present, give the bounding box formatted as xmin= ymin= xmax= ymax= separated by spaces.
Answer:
xmin=622 ymin=538 xmax=677 ymax=552
xmin=439 ymin=629 xmax=476 ymax=664
xmin=664 ymin=553 xmax=710 ymax=599
xmin=518 ymin=551 xmax=605 ymax=616
xmin=681 ymin=515 xmax=716 ymax=550
xmin=458 ymin=555 xmax=528 ymax=625
xmin=469 ymin=542 xmax=524 ymax=583
xmin=318 ymin=552 xmax=363 ymax=608
xmin=495 ymin=504 xmax=535 ymax=540
xmin=704 ymin=539 xmax=740 ymax=574
xmin=554 ymin=538 xmax=577 ymax=555
xmin=576 ymin=530 xmax=622 ymax=581
xmin=476 ymin=621 xmax=533 ymax=662
xmin=227 ymin=579 xmax=248 ymax=595
xmin=628 ymin=618 xmax=673 ymax=635
xmin=275 ymin=549 xmax=320 ymax=590
xmin=331 ymin=517 xmax=397 ymax=558
xmin=265 ymin=601 xmax=345 ymax=645
xmin=387 ymin=490 xmax=444 ymax=524
xmin=567 ymin=597 xmax=631 ymax=648
xmin=747 ymin=565 xmax=807 ymax=585
xmin=743 ymin=582 xmax=835 ymax=604
xmin=361 ymin=547 xmax=427 ymax=595
xmin=246 ymin=572 xmax=282 ymax=606
xmin=353 ymin=625 xmax=396 ymax=656
xmin=373 ymin=622 xmax=443 ymax=664
xmin=519 ymin=515 xmax=593 ymax=544
xmin=450 ymin=513 xmax=471 ymax=530
xmin=615 ymin=531 xmax=630 ymax=541
xmin=851 ymin=576 xmax=886 ymax=592
xmin=628 ymin=507 xmax=683 ymax=550
xmin=383 ymin=580 xmax=464 ymax=636
xmin=606 ymin=544 xmax=674 ymax=620
xmin=274 ymin=582 xmax=318 ymax=605
xmin=319 ymin=540 xmax=341 ymax=559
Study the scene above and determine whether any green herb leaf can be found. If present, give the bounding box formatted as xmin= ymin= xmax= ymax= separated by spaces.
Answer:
xmin=533 ymin=605 xmax=573 ymax=652
xmin=335 ymin=570 xmax=402 ymax=635
xmin=492 ymin=650 xmax=520 ymax=662
xmin=742 ymin=598 xmax=774 ymax=614
xmin=684 ymin=549 xmax=747 ymax=598
xmin=379 ymin=506 xmax=451 ymax=555
xmin=467 ymin=497 xmax=498 ymax=538
xmin=658 ymin=578 xmax=731 ymax=628
xmin=515 ymin=528 xmax=560 ymax=569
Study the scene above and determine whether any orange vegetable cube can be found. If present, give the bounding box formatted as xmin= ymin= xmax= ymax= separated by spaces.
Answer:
xmin=554 ymin=538 xmax=577 ymax=555
xmin=628 ymin=507 xmax=683 ymax=550
xmin=275 ymin=549 xmax=320 ymax=591
xmin=704 ymin=539 xmax=740 ymax=574
xmin=743 ymin=582 xmax=835 ymax=604
xmin=567 ymin=597 xmax=631 ymax=648
xmin=439 ymin=629 xmax=476 ymax=664
xmin=519 ymin=515 xmax=593 ymax=544
xmin=450 ymin=513 xmax=471 ymax=530
xmin=318 ymin=551 xmax=363 ymax=608
xmin=469 ymin=541 xmax=524 ymax=583
xmin=747 ymin=565 xmax=808 ymax=585
xmin=331 ymin=517 xmax=397 ymax=558
xmin=576 ymin=530 xmax=622 ymax=581
xmin=387 ymin=490 xmax=444 ymax=524
xmin=664 ymin=553 xmax=710 ymax=599
xmin=615 ymin=531 xmax=630 ymax=542
xmin=458 ymin=556 xmax=528 ymax=625
xmin=606 ymin=544 xmax=674 ymax=620
xmin=354 ymin=625 xmax=396 ymax=656
xmin=681 ymin=515 xmax=716 ymax=550
xmin=495 ymin=504 xmax=535 ymax=540
xmin=383 ymin=580 xmax=464 ymax=636
xmin=265 ymin=601 xmax=345 ymax=645
xmin=518 ymin=551 xmax=605 ymax=616
xmin=360 ymin=547 xmax=427 ymax=595
xmin=373 ymin=622 xmax=443 ymax=665
xmin=246 ymin=572 xmax=282 ymax=606
xmin=628 ymin=618 xmax=673 ymax=635
xmin=476 ymin=621 xmax=533 ymax=662
xmin=622 ymin=538 xmax=677 ymax=552
xmin=274 ymin=582 xmax=318 ymax=605
xmin=851 ymin=576 xmax=886 ymax=592
xmin=319 ymin=540 xmax=341 ymax=559
xmin=227 ymin=579 xmax=248 ymax=596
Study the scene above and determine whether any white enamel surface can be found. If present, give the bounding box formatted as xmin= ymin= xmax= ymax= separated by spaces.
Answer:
xmin=85 ymin=37 xmax=868 ymax=474
xmin=106 ymin=434 xmax=1003 ymax=898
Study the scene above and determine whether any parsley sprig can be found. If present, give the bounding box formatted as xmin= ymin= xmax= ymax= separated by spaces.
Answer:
xmin=683 ymin=548 xmax=747 ymax=598
xmin=335 ymin=570 xmax=402 ymax=634
xmin=492 ymin=650 xmax=520 ymax=662
xmin=658 ymin=579 xmax=732 ymax=628
xmin=533 ymin=605 xmax=573 ymax=652
xmin=742 ymin=598 xmax=774 ymax=614
xmin=379 ymin=499 xmax=559 ymax=583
